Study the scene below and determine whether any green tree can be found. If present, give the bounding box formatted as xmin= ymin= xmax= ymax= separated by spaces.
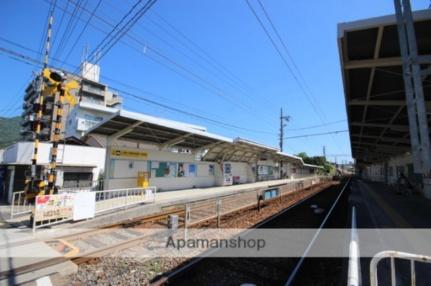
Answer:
xmin=0 ymin=116 xmax=21 ymax=148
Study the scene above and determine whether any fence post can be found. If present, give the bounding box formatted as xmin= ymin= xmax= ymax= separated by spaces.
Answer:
xmin=184 ymin=204 xmax=190 ymax=240
xmin=257 ymin=191 xmax=263 ymax=212
xmin=124 ymin=189 xmax=129 ymax=209
xmin=216 ymin=199 xmax=222 ymax=228
xmin=10 ymin=193 xmax=15 ymax=219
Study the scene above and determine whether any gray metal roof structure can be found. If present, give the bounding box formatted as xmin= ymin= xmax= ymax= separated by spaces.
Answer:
xmin=338 ymin=9 xmax=431 ymax=165
xmin=85 ymin=109 xmax=231 ymax=149
xmin=201 ymin=138 xmax=279 ymax=163
xmin=84 ymin=108 xmax=323 ymax=169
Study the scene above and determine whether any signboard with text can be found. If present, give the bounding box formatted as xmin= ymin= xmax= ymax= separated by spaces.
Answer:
xmin=111 ymin=148 xmax=148 ymax=160
xmin=35 ymin=194 xmax=74 ymax=222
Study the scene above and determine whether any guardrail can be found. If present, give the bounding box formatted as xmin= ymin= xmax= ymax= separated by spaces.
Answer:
xmin=94 ymin=187 xmax=157 ymax=214
xmin=59 ymin=180 xmax=103 ymax=193
xmin=10 ymin=191 xmax=32 ymax=219
xmin=184 ymin=176 xmax=330 ymax=228
xmin=31 ymin=186 xmax=157 ymax=231
xmin=370 ymin=250 xmax=431 ymax=286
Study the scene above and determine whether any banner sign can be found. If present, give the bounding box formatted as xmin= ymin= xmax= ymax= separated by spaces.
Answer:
xmin=111 ymin=148 xmax=148 ymax=159
xmin=35 ymin=194 xmax=74 ymax=222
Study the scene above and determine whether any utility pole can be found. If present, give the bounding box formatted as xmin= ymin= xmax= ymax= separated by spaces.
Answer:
xmin=279 ymin=108 xmax=290 ymax=152
xmin=323 ymin=146 xmax=326 ymax=160
xmin=279 ymin=108 xmax=290 ymax=179
xmin=394 ymin=0 xmax=431 ymax=197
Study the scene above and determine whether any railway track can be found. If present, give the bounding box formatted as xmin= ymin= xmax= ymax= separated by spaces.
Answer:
xmin=0 ymin=179 xmax=334 ymax=284
xmin=151 ymin=178 xmax=351 ymax=286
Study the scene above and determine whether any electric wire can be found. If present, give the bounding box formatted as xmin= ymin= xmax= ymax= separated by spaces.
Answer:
xmin=61 ymin=0 xmax=102 ymax=66
xmin=84 ymin=0 xmax=158 ymax=67
xmin=256 ymin=0 xmax=326 ymax=120
xmin=244 ymin=0 xmax=324 ymax=121
xmin=53 ymin=0 xmax=84 ymax=60
xmin=284 ymin=130 xmax=348 ymax=139
xmin=245 ymin=0 xmax=345 ymax=150
xmin=0 ymin=46 xmax=279 ymax=136
xmin=60 ymin=0 xmax=277 ymax=126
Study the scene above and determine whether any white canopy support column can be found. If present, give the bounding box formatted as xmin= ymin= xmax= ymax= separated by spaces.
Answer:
xmin=103 ymin=120 xmax=143 ymax=190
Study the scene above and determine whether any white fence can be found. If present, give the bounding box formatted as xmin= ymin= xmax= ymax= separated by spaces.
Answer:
xmin=9 ymin=191 xmax=33 ymax=219
xmin=59 ymin=180 xmax=103 ymax=193
xmin=94 ymin=187 xmax=157 ymax=214
xmin=370 ymin=250 xmax=431 ymax=286
xmin=30 ymin=186 xmax=157 ymax=231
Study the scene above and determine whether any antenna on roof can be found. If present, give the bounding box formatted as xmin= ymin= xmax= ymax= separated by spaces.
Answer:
xmin=81 ymin=44 xmax=88 ymax=65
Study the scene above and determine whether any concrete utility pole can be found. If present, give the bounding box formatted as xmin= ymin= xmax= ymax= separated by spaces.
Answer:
xmin=279 ymin=108 xmax=290 ymax=152
xmin=394 ymin=0 xmax=431 ymax=197
xmin=279 ymin=108 xmax=290 ymax=179
xmin=323 ymin=146 xmax=326 ymax=160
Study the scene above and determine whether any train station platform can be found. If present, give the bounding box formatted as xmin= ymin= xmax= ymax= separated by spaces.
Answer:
xmin=348 ymin=177 xmax=431 ymax=286
xmin=57 ymin=177 xmax=311 ymax=229
xmin=349 ymin=178 xmax=431 ymax=228
xmin=3 ymin=176 xmax=316 ymax=231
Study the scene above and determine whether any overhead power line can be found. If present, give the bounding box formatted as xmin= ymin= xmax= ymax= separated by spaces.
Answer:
xmin=84 ymin=0 xmax=158 ymax=68
xmin=57 ymin=0 xmax=277 ymax=127
xmin=61 ymin=0 xmax=102 ymax=66
xmin=245 ymin=0 xmax=345 ymax=150
xmin=0 ymin=46 xmax=277 ymax=136
xmin=285 ymin=119 xmax=346 ymax=131
xmin=255 ymin=0 xmax=322 ymax=112
xmin=244 ymin=0 xmax=324 ymax=121
xmin=53 ymin=0 xmax=86 ymax=60
xmin=284 ymin=130 xmax=348 ymax=140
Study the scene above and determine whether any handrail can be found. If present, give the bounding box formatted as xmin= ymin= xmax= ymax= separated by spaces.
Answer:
xmin=370 ymin=250 xmax=431 ymax=286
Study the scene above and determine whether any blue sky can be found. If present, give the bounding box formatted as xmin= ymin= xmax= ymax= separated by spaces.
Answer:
xmin=1 ymin=0 xmax=430 ymax=163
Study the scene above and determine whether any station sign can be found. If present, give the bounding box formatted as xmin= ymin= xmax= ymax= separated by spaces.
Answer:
xmin=111 ymin=148 xmax=148 ymax=159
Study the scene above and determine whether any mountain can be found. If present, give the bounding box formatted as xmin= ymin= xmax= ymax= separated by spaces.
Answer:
xmin=0 ymin=116 xmax=21 ymax=148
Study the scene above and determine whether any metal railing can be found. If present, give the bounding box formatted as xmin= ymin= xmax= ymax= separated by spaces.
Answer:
xmin=59 ymin=180 xmax=103 ymax=193
xmin=31 ymin=187 xmax=157 ymax=231
xmin=10 ymin=191 xmax=32 ymax=219
xmin=184 ymin=176 xmax=329 ymax=228
xmin=370 ymin=250 xmax=431 ymax=286
xmin=94 ymin=187 xmax=157 ymax=214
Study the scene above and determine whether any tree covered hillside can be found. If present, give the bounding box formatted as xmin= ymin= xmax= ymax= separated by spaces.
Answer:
xmin=0 ymin=116 xmax=21 ymax=148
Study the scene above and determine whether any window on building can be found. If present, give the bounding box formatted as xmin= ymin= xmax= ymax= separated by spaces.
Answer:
xmin=63 ymin=172 xmax=93 ymax=188
xmin=151 ymin=161 xmax=176 ymax=178
xmin=208 ymin=165 xmax=215 ymax=176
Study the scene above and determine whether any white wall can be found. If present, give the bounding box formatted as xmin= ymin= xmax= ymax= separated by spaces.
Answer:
xmin=106 ymin=147 xmax=219 ymax=191
xmin=2 ymin=142 xmax=105 ymax=186
xmin=363 ymin=153 xmax=413 ymax=184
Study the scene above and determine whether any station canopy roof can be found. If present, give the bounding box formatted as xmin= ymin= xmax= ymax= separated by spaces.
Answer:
xmin=86 ymin=109 xmax=231 ymax=149
xmin=85 ymin=108 xmax=323 ymax=169
xmin=338 ymin=9 xmax=431 ymax=165
xmin=201 ymin=138 xmax=279 ymax=163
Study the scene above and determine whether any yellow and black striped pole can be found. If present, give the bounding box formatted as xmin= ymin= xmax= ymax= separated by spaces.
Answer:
xmin=27 ymin=4 xmax=55 ymax=199
xmin=47 ymin=84 xmax=64 ymax=193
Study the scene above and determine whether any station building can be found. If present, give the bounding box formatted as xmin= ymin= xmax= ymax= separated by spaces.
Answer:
xmin=0 ymin=99 xmax=323 ymax=202
xmin=65 ymin=102 xmax=321 ymax=191
xmin=0 ymin=60 xmax=323 ymax=203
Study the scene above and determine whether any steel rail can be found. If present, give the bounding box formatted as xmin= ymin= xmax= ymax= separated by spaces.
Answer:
xmin=150 ymin=180 xmax=336 ymax=286
xmin=285 ymin=177 xmax=351 ymax=286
